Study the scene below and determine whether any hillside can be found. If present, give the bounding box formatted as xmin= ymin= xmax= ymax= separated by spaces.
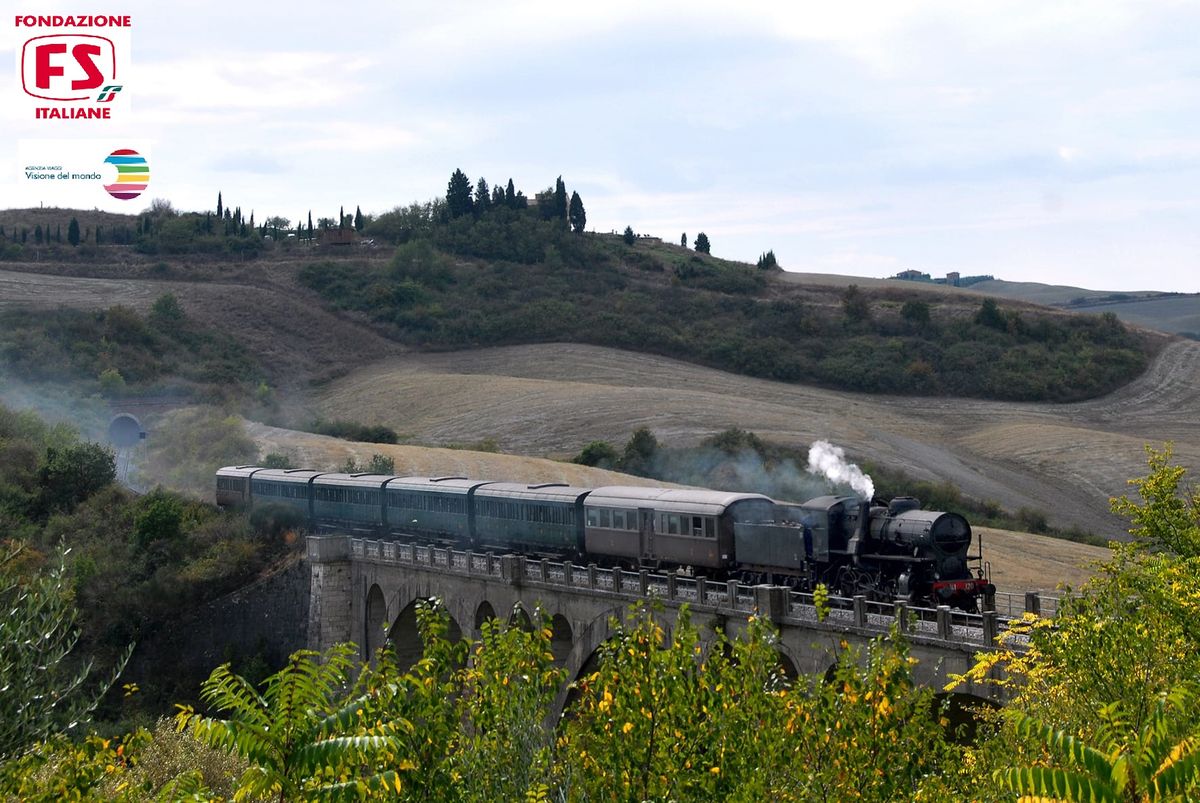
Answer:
xmin=309 ymin=340 xmax=1200 ymax=537
xmin=936 ymin=278 xmax=1200 ymax=338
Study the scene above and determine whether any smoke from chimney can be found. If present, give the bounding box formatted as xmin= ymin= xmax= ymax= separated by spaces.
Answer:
xmin=806 ymin=440 xmax=875 ymax=500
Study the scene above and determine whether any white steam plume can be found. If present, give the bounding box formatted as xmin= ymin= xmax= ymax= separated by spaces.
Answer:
xmin=806 ymin=440 xmax=875 ymax=500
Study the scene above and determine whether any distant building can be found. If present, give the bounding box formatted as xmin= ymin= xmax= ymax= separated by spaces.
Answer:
xmin=319 ymin=228 xmax=357 ymax=247
xmin=946 ymin=272 xmax=961 ymax=287
xmin=892 ymin=269 xmax=932 ymax=282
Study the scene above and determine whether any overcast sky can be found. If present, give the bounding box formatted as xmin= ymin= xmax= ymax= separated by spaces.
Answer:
xmin=4 ymin=1 xmax=1198 ymax=291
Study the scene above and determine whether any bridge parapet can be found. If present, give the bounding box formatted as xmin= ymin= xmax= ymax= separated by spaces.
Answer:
xmin=338 ymin=536 xmax=1045 ymax=654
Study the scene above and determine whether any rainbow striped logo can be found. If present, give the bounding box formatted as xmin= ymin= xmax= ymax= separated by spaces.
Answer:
xmin=103 ymin=148 xmax=149 ymax=200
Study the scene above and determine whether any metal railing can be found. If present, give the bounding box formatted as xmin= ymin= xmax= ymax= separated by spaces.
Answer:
xmin=344 ymin=537 xmax=1047 ymax=650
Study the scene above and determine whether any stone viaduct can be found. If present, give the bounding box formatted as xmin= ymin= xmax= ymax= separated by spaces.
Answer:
xmin=308 ymin=535 xmax=1050 ymax=716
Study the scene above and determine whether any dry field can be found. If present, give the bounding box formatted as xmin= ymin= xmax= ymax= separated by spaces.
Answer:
xmin=313 ymin=340 xmax=1200 ymax=538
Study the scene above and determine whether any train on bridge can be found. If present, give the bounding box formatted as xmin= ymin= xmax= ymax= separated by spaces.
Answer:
xmin=217 ymin=466 xmax=993 ymax=610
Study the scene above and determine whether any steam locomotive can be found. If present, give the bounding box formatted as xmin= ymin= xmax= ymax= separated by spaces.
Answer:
xmin=216 ymin=466 xmax=993 ymax=610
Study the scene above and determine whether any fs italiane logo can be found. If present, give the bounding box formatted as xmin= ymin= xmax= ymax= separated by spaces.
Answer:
xmin=14 ymin=14 xmax=133 ymax=121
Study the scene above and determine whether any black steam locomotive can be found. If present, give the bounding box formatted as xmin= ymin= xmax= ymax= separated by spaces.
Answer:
xmin=217 ymin=466 xmax=993 ymax=610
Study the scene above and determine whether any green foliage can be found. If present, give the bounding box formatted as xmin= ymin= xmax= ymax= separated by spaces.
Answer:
xmin=975 ymin=297 xmax=1007 ymax=330
xmin=0 ymin=304 xmax=261 ymax=402
xmin=0 ymin=728 xmax=151 ymax=802
xmin=178 ymin=643 xmax=412 ymax=801
xmin=620 ymin=427 xmax=659 ymax=476
xmin=259 ymin=451 xmax=295 ymax=469
xmin=901 ymin=299 xmax=931 ymax=327
xmin=842 ymin=283 xmax=871 ymax=323
xmin=148 ymin=293 xmax=184 ymax=328
xmin=622 ymin=225 xmax=635 ymax=245
xmin=67 ymin=217 xmax=80 ymax=247
xmin=0 ymin=544 xmax=131 ymax=759
xmin=694 ymin=231 xmax=711 ymax=253
xmin=447 ymin=168 xmax=474 ymax=219
xmin=756 ymin=249 xmax=777 ymax=269
xmin=297 ymin=230 xmax=1149 ymax=401
xmin=134 ymin=490 xmax=185 ymax=547
xmin=702 ymin=427 xmax=767 ymax=455
xmin=310 ymin=418 xmax=400 ymax=444
xmin=339 ymin=454 xmax=396 ymax=474
xmin=995 ymin=686 xmax=1200 ymax=801
xmin=568 ymin=191 xmax=586 ymax=233
xmin=573 ymin=440 xmax=619 ymax=468
xmin=35 ymin=441 xmax=115 ymax=520
xmin=1111 ymin=443 xmax=1200 ymax=558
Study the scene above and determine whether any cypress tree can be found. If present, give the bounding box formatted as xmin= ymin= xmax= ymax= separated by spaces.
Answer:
xmin=681 ymin=233 xmax=687 ymax=247
xmin=95 ymin=226 xmax=102 ymax=245
xmin=505 ymin=178 xmax=516 ymax=208
xmin=354 ymin=205 xmax=364 ymax=232
xmin=216 ymin=191 xmax=223 ymax=218
xmin=554 ymin=176 xmax=568 ymax=223
xmin=474 ymin=178 xmax=491 ymax=213
xmin=492 ymin=185 xmax=505 ymax=206
xmin=569 ymin=191 xmax=586 ymax=233
xmin=34 ymin=225 xmax=43 ymax=244
xmin=308 ymin=211 xmax=313 ymax=241
xmin=21 ymin=228 xmax=28 ymax=244
xmin=55 ymin=224 xmax=61 ymax=243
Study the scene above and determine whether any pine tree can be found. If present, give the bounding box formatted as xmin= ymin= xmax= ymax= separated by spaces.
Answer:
xmin=446 ymin=169 xmax=474 ymax=219
xmin=216 ymin=191 xmax=223 ymax=218
xmin=694 ymin=232 xmax=710 ymax=254
xmin=569 ymin=191 xmax=586 ymax=233
xmin=623 ymin=225 xmax=636 ymax=245
xmin=354 ymin=205 xmax=364 ymax=232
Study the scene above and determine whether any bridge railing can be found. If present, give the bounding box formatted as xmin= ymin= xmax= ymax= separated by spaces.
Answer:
xmin=347 ymin=537 xmax=1049 ymax=650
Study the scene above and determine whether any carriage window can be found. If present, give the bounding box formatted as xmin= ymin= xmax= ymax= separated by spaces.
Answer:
xmin=598 ymin=509 xmax=611 ymax=528
xmin=667 ymin=515 xmax=680 ymax=535
xmin=692 ymin=516 xmax=704 ymax=537
xmin=586 ymin=508 xmax=598 ymax=526
xmin=611 ymin=510 xmax=624 ymax=529
xmin=704 ymin=518 xmax=716 ymax=538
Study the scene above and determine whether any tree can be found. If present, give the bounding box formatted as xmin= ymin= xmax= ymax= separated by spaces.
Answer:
xmin=574 ymin=440 xmax=619 ymax=468
xmin=505 ymin=178 xmax=516 ymax=208
xmin=554 ymin=176 xmax=568 ymax=224
xmin=446 ymin=169 xmax=474 ymax=219
xmin=620 ymin=427 xmax=659 ymax=476
xmin=694 ymin=231 xmax=711 ymax=254
xmin=681 ymin=232 xmax=687 ymax=247
xmin=975 ymin=297 xmax=1006 ymax=330
xmin=1111 ymin=444 xmax=1199 ymax=558
xmin=569 ymin=190 xmax=586 ymax=233
xmin=216 ymin=192 xmax=223 ymax=219
xmin=354 ymin=205 xmax=364 ymax=232
xmin=756 ymin=249 xmax=777 ymax=269
xmin=67 ymin=218 xmax=80 ymax=247
xmin=0 ymin=544 xmax=130 ymax=759
xmin=36 ymin=442 xmax=116 ymax=518
xmin=901 ymin=299 xmax=931 ymax=328
xmin=34 ymin=225 xmax=43 ymax=245
xmin=623 ymin=225 xmax=636 ymax=245
xmin=491 ymin=184 xmax=505 ymax=206
xmin=842 ymin=284 xmax=871 ymax=323
xmin=474 ymin=178 xmax=491 ymax=213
